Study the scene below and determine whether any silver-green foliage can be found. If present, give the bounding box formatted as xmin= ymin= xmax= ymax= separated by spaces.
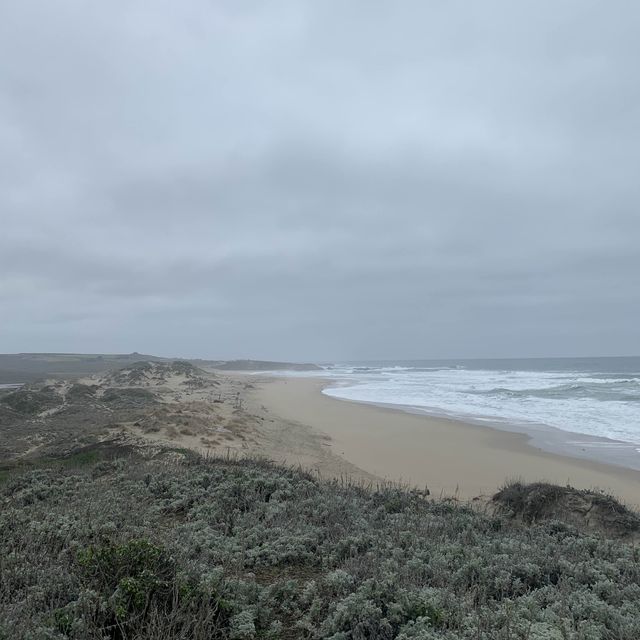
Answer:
xmin=1 ymin=456 xmax=639 ymax=639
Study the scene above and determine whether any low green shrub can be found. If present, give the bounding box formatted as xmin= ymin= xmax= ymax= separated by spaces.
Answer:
xmin=1 ymin=455 xmax=639 ymax=639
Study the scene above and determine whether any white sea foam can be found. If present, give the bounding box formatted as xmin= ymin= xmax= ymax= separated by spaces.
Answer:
xmin=315 ymin=362 xmax=640 ymax=445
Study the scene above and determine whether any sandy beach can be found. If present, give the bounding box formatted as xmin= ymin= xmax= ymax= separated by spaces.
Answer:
xmin=249 ymin=376 xmax=640 ymax=506
xmin=44 ymin=362 xmax=637 ymax=508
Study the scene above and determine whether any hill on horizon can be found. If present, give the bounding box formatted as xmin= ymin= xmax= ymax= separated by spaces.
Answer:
xmin=0 ymin=353 xmax=321 ymax=383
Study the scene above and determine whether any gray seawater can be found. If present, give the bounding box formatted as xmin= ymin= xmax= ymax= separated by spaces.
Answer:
xmin=314 ymin=356 xmax=640 ymax=469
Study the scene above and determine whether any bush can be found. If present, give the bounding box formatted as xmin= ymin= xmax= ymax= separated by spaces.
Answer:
xmin=1 ymin=456 xmax=640 ymax=638
xmin=0 ymin=388 xmax=60 ymax=414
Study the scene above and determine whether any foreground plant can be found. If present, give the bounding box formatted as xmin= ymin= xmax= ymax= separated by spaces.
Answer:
xmin=1 ymin=453 xmax=639 ymax=639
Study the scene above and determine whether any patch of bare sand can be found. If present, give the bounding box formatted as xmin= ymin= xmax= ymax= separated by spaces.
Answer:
xmin=108 ymin=370 xmax=374 ymax=483
xmin=250 ymin=376 xmax=640 ymax=506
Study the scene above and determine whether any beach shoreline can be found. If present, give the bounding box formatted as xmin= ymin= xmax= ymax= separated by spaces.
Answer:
xmin=325 ymin=395 xmax=640 ymax=473
xmin=249 ymin=375 xmax=640 ymax=506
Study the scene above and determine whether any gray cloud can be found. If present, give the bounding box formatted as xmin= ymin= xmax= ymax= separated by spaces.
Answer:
xmin=1 ymin=1 xmax=639 ymax=360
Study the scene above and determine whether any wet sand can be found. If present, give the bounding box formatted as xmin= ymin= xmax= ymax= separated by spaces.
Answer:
xmin=251 ymin=376 xmax=640 ymax=506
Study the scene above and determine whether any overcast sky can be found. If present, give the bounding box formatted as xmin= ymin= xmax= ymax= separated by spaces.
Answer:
xmin=1 ymin=1 xmax=639 ymax=361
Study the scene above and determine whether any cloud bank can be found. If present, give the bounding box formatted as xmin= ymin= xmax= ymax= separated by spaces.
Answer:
xmin=1 ymin=1 xmax=639 ymax=359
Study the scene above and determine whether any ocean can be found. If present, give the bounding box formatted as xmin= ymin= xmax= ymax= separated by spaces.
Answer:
xmin=306 ymin=357 xmax=640 ymax=469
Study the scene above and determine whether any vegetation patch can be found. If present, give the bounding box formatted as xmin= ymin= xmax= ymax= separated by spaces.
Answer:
xmin=0 ymin=388 xmax=60 ymax=415
xmin=109 ymin=361 xmax=156 ymax=384
xmin=102 ymin=387 xmax=157 ymax=407
xmin=2 ymin=456 xmax=640 ymax=638
xmin=168 ymin=360 xmax=201 ymax=376
xmin=493 ymin=479 xmax=640 ymax=537
xmin=0 ymin=469 xmax=11 ymax=486
xmin=66 ymin=383 xmax=98 ymax=400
